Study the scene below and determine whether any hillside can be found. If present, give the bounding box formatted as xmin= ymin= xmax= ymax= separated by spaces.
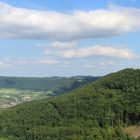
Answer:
xmin=0 ymin=76 xmax=98 ymax=93
xmin=0 ymin=68 xmax=140 ymax=140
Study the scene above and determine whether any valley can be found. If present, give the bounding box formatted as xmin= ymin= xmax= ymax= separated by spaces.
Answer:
xmin=0 ymin=76 xmax=98 ymax=108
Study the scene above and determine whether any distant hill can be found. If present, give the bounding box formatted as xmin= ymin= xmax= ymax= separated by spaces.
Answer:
xmin=0 ymin=76 xmax=99 ymax=95
xmin=0 ymin=76 xmax=99 ymax=108
xmin=0 ymin=69 xmax=140 ymax=140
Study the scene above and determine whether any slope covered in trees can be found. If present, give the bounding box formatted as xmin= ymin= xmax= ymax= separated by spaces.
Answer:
xmin=0 ymin=68 xmax=140 ymax=140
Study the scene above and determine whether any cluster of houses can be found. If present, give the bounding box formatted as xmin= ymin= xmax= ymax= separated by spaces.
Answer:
xmin=0 ymin=103 xmax=17 ymax=108
xmin=0 ymin=95 xmax=31 ymax=109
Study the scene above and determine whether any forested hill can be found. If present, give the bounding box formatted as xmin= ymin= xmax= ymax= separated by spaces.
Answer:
xmin=0 ymin=76 xmax=99 ymax=94
xmin=0 ymin=68 xmax=140 ymax=140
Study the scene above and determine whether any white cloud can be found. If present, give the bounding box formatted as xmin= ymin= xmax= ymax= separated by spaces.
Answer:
xmin=51 ymin=41 xmax=77 ymax=48
xmin=36 ymin=59 xmax=59 ymax=65
xmin=0 ymin=2 xmax=140 ymax=41
xmin=100 ymin=61 xmax=114 ymax=66
xmin=59 ymin=61 xmax=71 ymax=68
xmin=64 ymin=61 xmax=71 ymax=65
xmin=37 ymin=41 xmax=77 ymax=49
xmin=0 ymin=61 xmax=12 ymax=68
xmin=57 ymin=45 xmax=136 ymax=59
xmin=3 ymin=58 xmax=59 ymax=66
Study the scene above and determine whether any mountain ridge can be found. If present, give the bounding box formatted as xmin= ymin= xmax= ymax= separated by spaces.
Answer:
xmin=0 ymin=76 xmax=99 ymax=92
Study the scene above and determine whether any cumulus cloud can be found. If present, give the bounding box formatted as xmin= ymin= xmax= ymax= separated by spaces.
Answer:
xmin=57 ymin=45 xmax=136 ymax=59
xmin=37 ymin=41 xmax=77 ymax=49
xmin=0 ymin=2 xmax=140 ymax=40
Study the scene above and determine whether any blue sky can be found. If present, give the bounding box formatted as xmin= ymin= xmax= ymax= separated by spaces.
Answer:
xmin=0 ymin=0 xmax=140 ymax=76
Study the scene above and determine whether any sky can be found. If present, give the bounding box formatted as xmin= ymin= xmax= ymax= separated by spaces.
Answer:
xmin=0 ymin=0 xmax=140 ymax=77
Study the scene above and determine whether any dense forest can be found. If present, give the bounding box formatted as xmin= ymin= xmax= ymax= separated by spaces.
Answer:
xmin=0 ymin=68 xmax=140 ymax=140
